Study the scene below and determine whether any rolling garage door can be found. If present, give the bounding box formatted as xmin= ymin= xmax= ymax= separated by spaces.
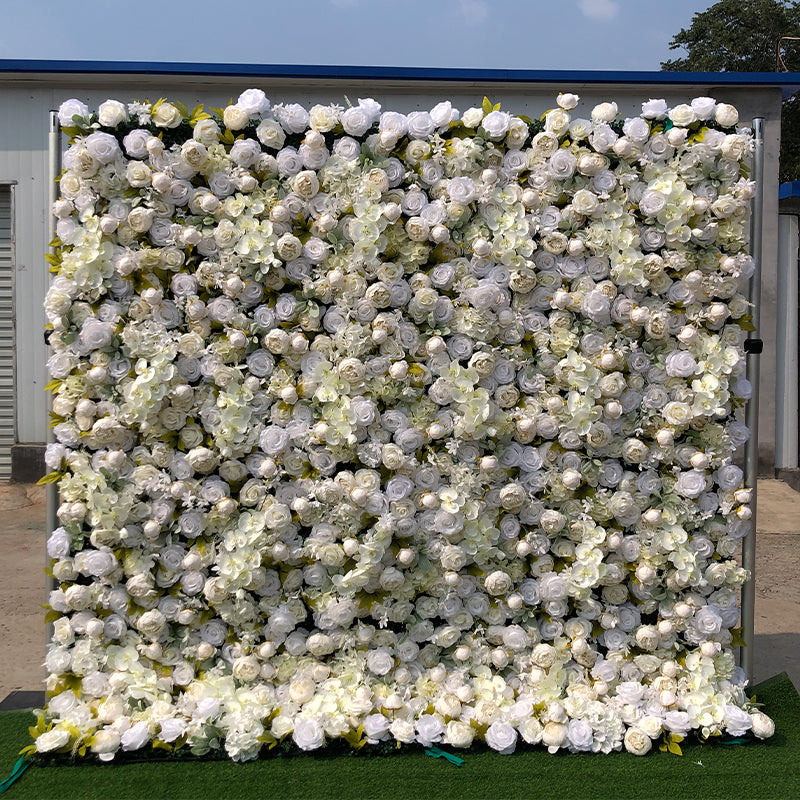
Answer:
xmin=0 ymin=186 xmax=15 ymax=480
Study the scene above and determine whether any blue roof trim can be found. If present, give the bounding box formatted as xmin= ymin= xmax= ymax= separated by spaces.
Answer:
xmin=779 ymin=182 xmax=800 ymax=199
xmin=0 ymin=59 xmax=799 ymax=86
xmin=3 ymin=60 xmax=798 ymax=100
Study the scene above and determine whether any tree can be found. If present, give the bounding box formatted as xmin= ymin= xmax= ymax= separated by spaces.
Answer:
xmin=661 ymin=0 xmax=800 ymax=181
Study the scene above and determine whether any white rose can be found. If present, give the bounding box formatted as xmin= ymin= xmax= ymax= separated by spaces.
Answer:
xmin=82 ymin=549 xmax=117 ymax=577
xmin=669 ymin=104 xmax=696 ymax=127
xmin=691 ymin=96 xmax=717 ymax=120
xmin=36 ymin=728 xmax=71 ymax=753
xmin=623 ymin=117 xmax=650 ymax=143
xmin=519 ymin=718 xmax=544 ymax=744
xmin=623 ymin=726 xmax=652 ymax=755
xmin=415 ymin=714 xmax=444 ymax=746
xmin=572 ymin=188 xmax=599 ymax=216
xmin=152 ymin=102 xmax=182 ymax=128
xmin=293 ymin=717 xmax=324 ymax=751
xmin=641 ymin=99 xmax=668 ymax=119
xmin=85 ymin=132 xmax=121 ymax=164
xmin=545 ymin=109 xmax=571 ymax=136
xmin=366 ymin=647 xmax=395 ymax=675
xmin=461 ymin=107 xmax=484 ymax=128
xmin=482 ymin=110 xmax=511 ymax=139
xmin=406 ymin=111 xmax=435 ymax=139
xmin=715 ymin=103 xmax=739 ymax=127
xmin=223 ymin=104 xmax=250 ymax=131
xmin=665 ymin=350 xmax=697 ymax=378
xmin=64 ymin=584 xmax=92 ymax=610
xmin=310 ymin=104 xmax=341 ymax=132
xmin=121 ymin=721 xmax=150 ymax=751
xmin=557 ymin=93 xmax=580 ymax=110
xmin=723 ymin=705 xmax=753 ymax=737
xmin=341 ymin=106 xmax=373 ymax=137
xmin=485 ymin=721 xmax=518 ymax=754
xmin=188 ymin=118 xmax=219 ymax=147
xmin=502 ymin=625 xmax=531 ymax=651
xmin=58 ymin=98 xmax=90 ymax=127
xmin=136 ymin=609 xmax=167 ymax=638
xmin=592 ymin=102 xmax=618 ymax=122
xmin=676 ymin=469 xmax=707 ymax=499
xmin=363 ymin=714 xmax=391 ymax=743
xmin=715 ymin=464 xmax=743 ymax=491
xmin=292 ymin=170 xmax=320 ymax=199
xmin=484 ymin=570 xmax=512 ymax=596
xmin=47 ymin=527 xmax=71 ymax=558
xmin=232 ymin=655 xmax=261 ymax=682
xmin=567 ymin=719 xmax=594 ymax=752
xmin=186 ymin=446 xmax=218 ymax=475
xmin=254 ymin=118 xmax=285 ymax=150
xmin=237 ymin=88 xmax=270 ymax=115
xmin=445 ymin=720 xmax=475 ymax=748
xmin=693 ymin=606 xmax=723 ymax=636
xmin=126 ymin=160 xmax=151 ymax=187
xmin=276 ymin=102 xmax=310 ymax=133
xmin=639 ymin=189 xmax=667 ymax=217
xmin=549 ymin=148 xmax=577 ymax=179
xmin=158 ymin=718 xmax=186 ymax=743
xmin=390 ymin=718 xmax=416 ymax=743
xmin=542 ymin=722 xmax=567 ymax=751
xmin=750 ymin=711 xmax=775 ymax=739
xmin=98 ymin=99 xmax=128 ymax=127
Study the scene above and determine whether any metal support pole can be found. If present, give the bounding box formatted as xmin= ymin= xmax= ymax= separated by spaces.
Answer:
xmin=45 ymin=111 xmax=61 ymax=651
xmin=740 ymin=117 xmax=765 ymax=679
xmin=775 ymin=214 xmax=798 ymax=470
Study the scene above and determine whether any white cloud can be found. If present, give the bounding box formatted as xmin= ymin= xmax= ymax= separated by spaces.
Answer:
xmin=578 ymin=0 xmax=619 ymax=21
xmin=459 ymin=0 xmax=488 ymax=25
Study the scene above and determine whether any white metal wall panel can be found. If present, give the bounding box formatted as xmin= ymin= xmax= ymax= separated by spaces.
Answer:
xmin=0 ymin=187 xmax=15 ymax=479
xmin=0 ymin=88 xmax=51 ymax=444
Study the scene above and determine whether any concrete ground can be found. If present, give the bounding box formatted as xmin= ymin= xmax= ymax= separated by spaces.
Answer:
xmin=0 ymin=481 xmax=798 ymax=702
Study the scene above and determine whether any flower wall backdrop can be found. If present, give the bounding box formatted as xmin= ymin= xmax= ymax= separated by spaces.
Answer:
xmin=37 ymin=89 xmax=775 ymax=761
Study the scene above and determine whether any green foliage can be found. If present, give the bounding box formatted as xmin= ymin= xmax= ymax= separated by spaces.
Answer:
xmin=661 ymin=0 xmax=800 ymax=181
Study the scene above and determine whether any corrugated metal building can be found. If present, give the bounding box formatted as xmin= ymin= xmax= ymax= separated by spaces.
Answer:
xmin=0 ymin=60 xmax=797 ymax=481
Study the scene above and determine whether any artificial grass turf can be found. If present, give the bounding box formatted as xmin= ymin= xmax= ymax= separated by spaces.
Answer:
xmin=1 ymin=673 xmax=798 ymax=800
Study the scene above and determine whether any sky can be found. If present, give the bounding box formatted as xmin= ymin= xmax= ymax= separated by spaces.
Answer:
xmin=0 ymin=1 xmax=721 ymax=72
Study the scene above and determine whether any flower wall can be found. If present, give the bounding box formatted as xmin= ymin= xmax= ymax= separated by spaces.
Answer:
xmin=38 ymin=89 xmax=774 ymax=761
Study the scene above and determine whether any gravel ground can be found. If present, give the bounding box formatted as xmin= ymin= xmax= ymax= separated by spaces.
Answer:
xmin=1 ymin=480 xmax=797 ymax=701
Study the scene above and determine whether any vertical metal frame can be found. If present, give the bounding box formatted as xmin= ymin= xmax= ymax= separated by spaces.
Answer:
xmin=775 ymin=214 xmax=798 ymax=471
xmin=740 ymin=117 xmax=765 ymax=679
xmin=45 ymin=110 xmax=60 ymax=649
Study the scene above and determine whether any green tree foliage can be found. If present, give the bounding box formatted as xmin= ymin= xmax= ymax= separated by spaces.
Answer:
xmin=661 ymin=0 xmax=800 ymax=181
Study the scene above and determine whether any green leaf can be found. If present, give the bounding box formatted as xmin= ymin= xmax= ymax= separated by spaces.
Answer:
xmin=36 ymin=471 xmax=63 ymax=485
xmin=44 ymin=378 xmax=62 ymax=392
xmin=736 ymin=315 xmax=757 ymax=332
xmin=482 ymin=96 xmax=493 ymax=114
